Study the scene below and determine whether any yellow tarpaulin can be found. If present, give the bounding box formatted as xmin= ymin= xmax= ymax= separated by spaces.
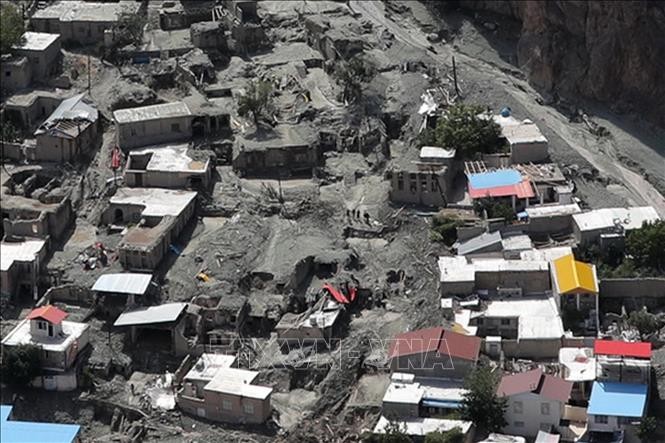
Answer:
xmin=553 ymin=254 xmax=598 ymax=295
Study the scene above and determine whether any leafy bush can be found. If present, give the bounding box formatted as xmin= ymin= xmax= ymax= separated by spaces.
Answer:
xmin=627 ymin=309 xmax=660 ymax=338
xmin=473 ymin=199 xmax=515 ymax=222
xmin=1 ymin=344 xmax=42 ymax=386
xmin=431 ymin=213 xmax=464 ymax=245
xmin=433 ymin=104 xmax=503 ymax=159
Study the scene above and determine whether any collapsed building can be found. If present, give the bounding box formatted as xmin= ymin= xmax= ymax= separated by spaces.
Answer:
xmin=275 ymin=296 xmax=344 ymax=347
xmin=124 ymin=144 xmax=214 ymax=190
xmin=159 ymin=1 xmax=217 ymax=31
xmin=2 ymin=90 xmax=69 ymax=132
xmin=33 ymin=93 xmax=100 ymax=163
xmin=101 ymin=188 xmax=197 ymax=270
xmin=233 ymin=124 xmax=319 ymax=177
xmin=1 ymin=168 xmax=74 ymax=241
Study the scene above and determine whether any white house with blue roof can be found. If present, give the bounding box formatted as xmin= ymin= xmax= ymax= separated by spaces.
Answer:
xmin=1 ymin=405 xmax=80 ymax=443
xmin=587 ymin=381 xmax=648 ymax=435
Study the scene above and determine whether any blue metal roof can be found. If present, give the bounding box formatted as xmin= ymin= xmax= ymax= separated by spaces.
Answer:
xmin=1 ymin=405 xmax=80 ymax=443
xmin=587 ymin=382 xmax=647 ymax=417
xmin=468 ymin=169 xmax=522 ymax=190
xmin=421 ymin=399 xmax=462 ymax=409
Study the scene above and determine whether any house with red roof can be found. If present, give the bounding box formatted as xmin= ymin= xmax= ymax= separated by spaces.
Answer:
xmin=498 ymin=368 xmax=572 ymax=438
xmin=594 ymin=339 xmax=651 ymax=386
xmin=388 ymin=326 xmax=481 ymax=379
xmin=1 ymin=305 xmax=90 ymax=391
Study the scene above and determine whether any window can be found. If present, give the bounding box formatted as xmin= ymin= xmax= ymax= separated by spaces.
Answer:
xmin=397 ymin=174 xmax=404 ymax=191
xmin=222 ymin=399 xmax=232 ymax=411
xmin=171 ymin=123 xmax=181 ymax=132
xmin=38 ymin=321 xmax=46 ymax=330
xmin=501 ymin=318 xmax=511 ymax=326
xmin=430 ymin=177 xmax=438 ymax=192
xmin=243 ymin=403 xmax=254 ymax=415
xmin=513 ymin=401 xmax=523 ymax=414
xmin=5 ymin=71 xmax=10 ymax=77
xmin=618 ymin=416 xmax=633 ymax=425
xmin=594 ymin=415 xmax=608 ymax=424
xmin=513 ymin=421 xmax=524 ymax=428
xmin=541 ymin=402 xmax=550 ymax=415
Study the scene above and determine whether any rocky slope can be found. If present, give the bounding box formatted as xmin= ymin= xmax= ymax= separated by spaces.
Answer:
xmin=455 ymin=0 xmax=665 ymax=126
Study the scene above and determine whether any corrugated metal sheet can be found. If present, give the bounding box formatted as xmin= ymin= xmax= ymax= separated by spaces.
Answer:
xmin=468 ymin=179 xmax=535 ymax=199
xmin=594 ymin=340 xmax=651 ymax=359
xmin=468 ymin=169 xmax=522 ymax=189
xmin=92 ymin=273 xmax=153 ymax=295
xmin=114 ymin=303 xmax=187 ymax=327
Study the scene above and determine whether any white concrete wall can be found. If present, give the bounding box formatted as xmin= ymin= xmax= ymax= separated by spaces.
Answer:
xmin=503 ymin=392 xmax=563 ymax=438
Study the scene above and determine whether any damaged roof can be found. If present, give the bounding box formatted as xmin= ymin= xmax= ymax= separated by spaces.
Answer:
xmin=35 ymin=93 xmax=98 ymax=138
xmin=13 ymin=32 xmax=60 ymax=51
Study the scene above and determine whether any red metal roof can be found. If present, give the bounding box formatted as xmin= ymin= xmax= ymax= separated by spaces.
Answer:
xmin=388 ymin=327 xmax=481 ymax=362
xmin=26 ymin=305 xmax=68 ymax=325
xmin=468 ymin=179 xmax=535 ymax=199
xmin=594 ymin=339 xmax=652 ymax=359
xmin=498 ymin=368 xmax=572 ymax=403
xmin=539 ymin=373 xmax=573 ymax=403
xmin=439 ymin=329 xmax=481 ymax=362
xmin=389 ymin=327 xmax=443 ymax=359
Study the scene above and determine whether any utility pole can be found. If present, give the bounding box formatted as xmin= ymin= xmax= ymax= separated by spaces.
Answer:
xmin=452 ymin=56 xmax=459 ymax=97
xmin=87 ymin=54 xmax=91 ymax=94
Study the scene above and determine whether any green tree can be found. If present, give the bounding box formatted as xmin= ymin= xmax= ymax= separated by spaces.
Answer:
xmin=1 ymin=344 xmax=42 ymax=386
xmin=424 ymin=427 xmax=465 ymax=443
xmin=238 ymin=79 xmax=274 ymax=125
xmin=638 ymin=416 xmax=658 ymax=443
xmin=460 ymin=366 xmax=507 ymax=433
xmin=333 ymin=58 xmax=376 ymax=104
xmin=626 ymin=220 xmax=665 ymax=271
xmin=627 ymin=309 xmax=660 ymax=338
xmin=431 ymin=213 xmax=463 ymax=246
xmin=434 ymin=104 xmax=502 ymax=159
xmin=0 ymin=3 xmax=24 ymax=54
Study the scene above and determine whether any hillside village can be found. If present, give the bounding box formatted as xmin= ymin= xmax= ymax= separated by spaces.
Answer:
xmin=1 ymin=1 xmax=665 ymax=443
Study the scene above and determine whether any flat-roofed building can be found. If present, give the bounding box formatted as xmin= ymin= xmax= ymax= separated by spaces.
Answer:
xmin=12 ymin=32 xmax=61 ymax=82
xmin=30 ymin=1 xmax=140 ymax=44
xmin=124 ymin=144 xmax=214 ymax=190
xmin=0 ymin=239 xmax=47 ymax=300
xmin=102 ymin=188 xmax=197 ymax=270
xmin=466 ymin=296 xmax=565 ymax=359
xmin=494 ymin=114 xmax=549 ymax=164
xmin=0 ymin=55 xmax=31 ymax=92
xmin=524 ymin=202 xmax=581 ymax=234
xmin=113 ymin=102 xmax=193 ymax=149
xmin=1 ymin=305 xmax=90 ymax=391
xmin=438 ymin=256 xmax=551 ymax=297
xmin=33 ymin=93 xmax=99 ymax=163
xmin=572 ymin=206 xmax=661 ymax=245
xmin=176 ymin=353 xmax=272 ymax=424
